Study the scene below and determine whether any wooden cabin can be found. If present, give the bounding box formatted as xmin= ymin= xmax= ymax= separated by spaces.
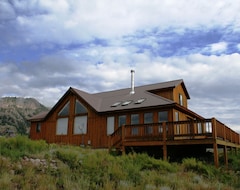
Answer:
xmin=29 ymin=77 xmax=240 ymax=167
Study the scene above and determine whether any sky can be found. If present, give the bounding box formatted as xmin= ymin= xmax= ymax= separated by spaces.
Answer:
xmin=1 ymin=0 xmax=240 ymax=131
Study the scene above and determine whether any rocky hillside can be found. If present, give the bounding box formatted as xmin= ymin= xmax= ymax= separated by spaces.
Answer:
xmin=0 ymin=97 xmax=49 ymax=135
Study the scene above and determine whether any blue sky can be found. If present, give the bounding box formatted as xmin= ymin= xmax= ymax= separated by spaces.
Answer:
xmin=1 ymin=0 xmax=240 ymax=131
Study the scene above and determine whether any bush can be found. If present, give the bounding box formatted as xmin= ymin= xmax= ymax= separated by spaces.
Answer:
xmin=182 ymin=158 xmax=215 ymax=179
xmin=228 ymin=152 xmax=240 ymax=172
xmin=0 ymin=136 xmax=48 ymax=160
xmin=55 ymin=149 xmax=82 ymax=170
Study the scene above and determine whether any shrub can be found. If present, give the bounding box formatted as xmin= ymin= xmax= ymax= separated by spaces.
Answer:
xmin=55 ymin=149 xmax=82 ymax=170
xmin=81 ymin=151 xmax=112 ymax=189
xmin=228 ymin=152 xmax=240 ymax=172
xmin=182 ymin=158 xmax=215 ymax=179
xmin=0 ymin=136 xmax=48 ymax=160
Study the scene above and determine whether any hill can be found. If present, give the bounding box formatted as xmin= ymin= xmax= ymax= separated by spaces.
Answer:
xmin=0 ymin=136 xmax=239 ymax=189
xmin=0 ymin=97 xmax=49 ymax=135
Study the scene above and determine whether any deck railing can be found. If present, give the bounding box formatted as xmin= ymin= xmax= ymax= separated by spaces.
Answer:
xmin=109 ymin=118 xmax=240 ymax=149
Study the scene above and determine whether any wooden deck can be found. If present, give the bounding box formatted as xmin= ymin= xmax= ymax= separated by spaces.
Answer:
xmin=109 ymin=118 xmax=240 ymax=167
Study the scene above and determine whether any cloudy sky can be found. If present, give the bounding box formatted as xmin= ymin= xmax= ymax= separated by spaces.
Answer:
xmin=1 ymin=0 xmax=240 ymax=131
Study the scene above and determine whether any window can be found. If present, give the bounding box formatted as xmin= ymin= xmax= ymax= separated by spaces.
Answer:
xmin=144 ymin=113 xmax=153 ymax=134
xmin=111 ymin=102 xmax=121 ymax=107
xmin=107 ymin=117 xmax=115 ymax=135
xmin=118 ymin=115 xmax=126 ymax=127
xmin=122 ymin=100 xmax=132 ymax=106
xmin=36 ymin=123 xmax=41 ymax=133
xmin=131 ymin=114 xmax=139 ymax=135
xmin=179 ymin=94 xmax=183 ymax=106
xmin=56 ymin=118 xmax=68 ymax=135
xmin=131 ymin=114 xmax=139 ymax=124
xmin=175 ymin=112 xmax=180 ymax=134
xmin=56 ymin=101 xmax=70 ymax=135
xmin=158 ymin=111 xmax=168 ymax=122
xmin=75 ymin=100 xmax=87 ymax=114
xmin=74 ymin=116 xmax=87 ymax=134
xmin=158 ymin=111 xmax=168 ymax=133
xmin=197 ymin=122 xmax=203 ymax=134
xmin=58 ymin=101 xmax=70 ymax=116
xmin=135 ymin=98 xmax=146 ymax=104
xmin=206 ymin=122 xmax=212 ymax=133
xmin=74 ymin=100 xmax=88 ymax=134
xmin=144 ymin=113 xmax=153 ymax=124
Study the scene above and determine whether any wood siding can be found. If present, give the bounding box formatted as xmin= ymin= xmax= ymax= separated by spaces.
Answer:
xmin=173 ymin=83 xmax=188 ymax=107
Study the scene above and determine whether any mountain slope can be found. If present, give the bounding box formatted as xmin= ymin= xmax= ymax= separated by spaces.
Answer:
xmin=0 ymin=97 xmax=49 ymax=135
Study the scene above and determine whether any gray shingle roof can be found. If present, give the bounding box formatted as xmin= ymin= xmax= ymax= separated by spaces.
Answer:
xmin=72 ymin=79 xmax=186 ymax=112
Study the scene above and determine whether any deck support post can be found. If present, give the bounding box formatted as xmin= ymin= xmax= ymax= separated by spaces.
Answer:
xmin=223 ymin=146 xmax=228 ymax=169
xmin=121 ymin=125 xmax=126 ymax=155
xmin=163 ymin=122 xmax=167 ymax=161
xmin=212 ymin=118 xmax=219 ymax=167
xmin=213 ymin=142 xmax=219 ymax=168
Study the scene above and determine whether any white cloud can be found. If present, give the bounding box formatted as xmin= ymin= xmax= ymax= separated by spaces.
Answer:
xmin=210 ymin=42 xmax=228 ymax=54
xmin=4 ymin=0 xmax=240 ymax=45
xmin=237 ymin=44 xmax=240 ymax=50
xmin=1 ymin=0 xmax=240 ymax=132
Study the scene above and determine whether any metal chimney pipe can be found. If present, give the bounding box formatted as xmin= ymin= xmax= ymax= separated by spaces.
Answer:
xmin=130 ymin=70 xmax=135 ymax=94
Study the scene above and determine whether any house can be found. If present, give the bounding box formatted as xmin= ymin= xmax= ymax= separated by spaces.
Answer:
xmin=29 ymin=71 xmax=240 ymax=167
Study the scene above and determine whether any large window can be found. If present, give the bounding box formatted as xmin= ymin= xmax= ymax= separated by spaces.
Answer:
xmin=73 ymin=100 xmax=88 ymax=135
xmin=56 ymin=101 xmax=70 ymax=135
xmin=74 ymin=116 xmax=87 ymax=134
xmin=131 ymin=114 xmax=139 ymax=135
xmin=107 ymin=116 xmax=115 ymax=135
xmin=118 ymin=115 xmax=126 ymax=127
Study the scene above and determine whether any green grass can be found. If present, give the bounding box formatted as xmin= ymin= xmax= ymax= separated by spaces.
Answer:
xmin=0 ymin=136 xmax=239 ymax=189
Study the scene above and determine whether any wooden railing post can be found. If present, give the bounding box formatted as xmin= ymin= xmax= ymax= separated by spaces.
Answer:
xmin=162 ymin=122 xmax=167 ymax=161
xmin=212 ymin=118 xmax=219 ymax=167
xmin=212 ymin=118 xmax=217 ymax=139
xmin=223 ymin=125 xmax=226 ymax=141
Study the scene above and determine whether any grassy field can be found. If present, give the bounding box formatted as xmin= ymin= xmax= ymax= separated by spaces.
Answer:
xmin=0 ymin=136 xmax=239 ymax=190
